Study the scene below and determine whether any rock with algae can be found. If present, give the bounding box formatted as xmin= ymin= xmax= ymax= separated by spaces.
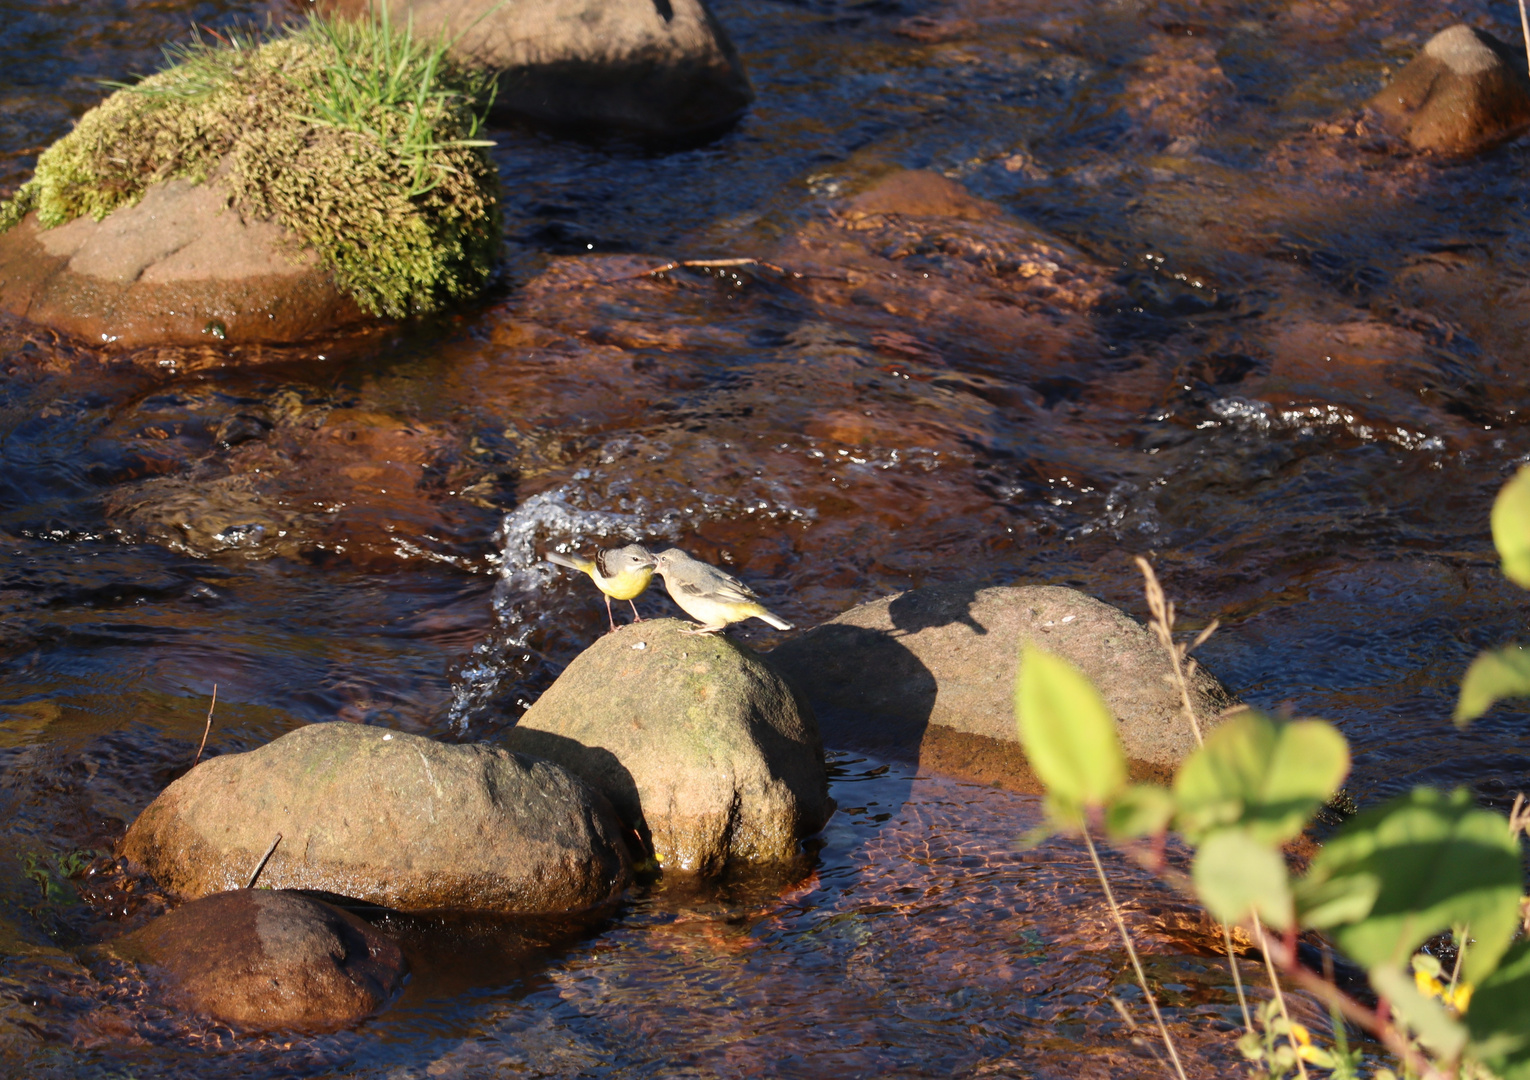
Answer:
xmin=0 ymin=16 xmax=501 ymax=347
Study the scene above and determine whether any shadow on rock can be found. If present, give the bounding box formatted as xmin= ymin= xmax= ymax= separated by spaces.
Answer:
xmin=771 ymin=581 xmax=1240 ymax=794
xmin=505 ymin=728 xmax=652 ymax=854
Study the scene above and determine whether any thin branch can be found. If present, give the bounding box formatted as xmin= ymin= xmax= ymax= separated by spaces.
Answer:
xmin=247 ymin=832 xmax=282 ymax=890
xmin=1223 ymin=921 xmax=1253 ymax=1033
xmin=191 ymin=684 xmax=217 ymax=769
xmin=1519 ymin=0 xmax=1530 ymax=83
xmin=1081 ymin=823 xmax=1189 ymax=1080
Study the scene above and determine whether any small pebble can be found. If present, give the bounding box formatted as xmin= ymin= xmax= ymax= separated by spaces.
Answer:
xmin=382 ymin=733 xmax=392 ymax=740
xmin=632 ymin=642 xmax=647 ymax=650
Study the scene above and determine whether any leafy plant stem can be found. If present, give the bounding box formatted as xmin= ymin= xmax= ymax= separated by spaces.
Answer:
xmin=1081 ymin=821 xmax=1189 ymax=1080
xmin=1252 ymin=911 xmax=1310 ymax=1080
xmin=1223 ymin=920 xmax=1253 ymax=1033
xmin=1251 ymin=921 xmax=1449 ymax=1080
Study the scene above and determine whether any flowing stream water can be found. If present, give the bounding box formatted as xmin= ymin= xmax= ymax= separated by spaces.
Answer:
xmin=1 ymin=0 xmax=1528 ymax=1075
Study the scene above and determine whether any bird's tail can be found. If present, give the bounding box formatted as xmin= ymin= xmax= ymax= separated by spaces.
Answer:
xmin=546 ymin=551 xmax=595 ymax=574
xmin=754 ymin=606 xmax=794 ymax=631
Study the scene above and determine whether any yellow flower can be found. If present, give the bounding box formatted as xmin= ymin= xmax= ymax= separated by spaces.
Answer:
xmin=1415 ymin=967 xmax=1445 ymax=999
xmin=1288 ymin=1023 xmax=1312 ymax=1047
xmin=1446 ymin=983 xmax=1473 ymax=1013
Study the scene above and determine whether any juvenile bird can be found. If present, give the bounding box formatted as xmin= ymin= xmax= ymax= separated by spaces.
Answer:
xmin=546 ymin=544 xmax=657 ymax=632
xmin=651 ymin=548 xmax=794 ymax=634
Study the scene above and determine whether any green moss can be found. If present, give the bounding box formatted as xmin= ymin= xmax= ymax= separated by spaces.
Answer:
xmin=0 ymin=13 xmax=500 ymax=318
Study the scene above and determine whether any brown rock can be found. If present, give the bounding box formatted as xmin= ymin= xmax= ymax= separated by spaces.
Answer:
xmin=121 ymin=723 xmax=631 ymax=914
xmin=1368 ymin=25 xmax=1530 ymax=155
xmin=0 ymin=178 xmax=367 ymax=349
xmin=844 ymin=169 xmax=1002 ymax=223
xmin=113 ymin=889 xmax=404 ymax=1031
xmin=506 ymin=619 xmax=830 ymax=876
xmin=319 ymin=0 xmax=754 ymax=139
xmin=769 ymin=583 xmax=1236 ymax=777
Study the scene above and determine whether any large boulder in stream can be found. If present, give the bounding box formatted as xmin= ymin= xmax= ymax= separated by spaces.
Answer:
xmin=505 ymin=619 xmax=831 ymax=876
xmin=0 ymin=180 xmax=366 ymax=349
xmin=318 ymin=0 xmax=755 ymax=139
xmin=1368 ymin=25 xmax=1530 ymax=155
xmin=112 ymin=889 xmax=406 ymax=1031
xmin=770 ymin=583 xmax=1237 ymax=787
xmin=121 ymin=723 xmax=632 ymax=914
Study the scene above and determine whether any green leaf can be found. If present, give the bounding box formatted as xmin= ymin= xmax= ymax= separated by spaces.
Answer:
xmin=1106 ymin=784 xmax=1175 ymax=839
xmin=1466 ymin=940 xmax=1530 ymax=1070
xmin=1455 ymin=644 xmax=1530 ymax=725
xmin=1492 ymin=465 xmax=1530 ymax=589
xmin=1370 ymin=963 xmax=1468 ymax=1058
xmin=1015 ymin=645 xmax=1126 ymax=811
xmin=1297 ymin=788 xmax=1522 ymax=982
xmin=1173 ymin=712 xmax=1350 ymax=845
xmin=1192 ymin=829 xmax=1294 ymax=930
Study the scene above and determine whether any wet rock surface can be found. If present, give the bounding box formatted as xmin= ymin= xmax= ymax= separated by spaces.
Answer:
xmin=770 ymin=583 xmax=1235 ymax=778
xmin=319 ymin=0 xmax=753 ymax=139
xmin=121 ymin=723 xmax=632 ymax=913
xmin=506 ymin=618 xmax=830 ymax=875
xmin=1368 ymin=24 xmax=1530 ymax=154
xmin=0 ymin=178 xmax=366 ymax=349
xmin=112 ymin=889 xmax=405 ymax=1031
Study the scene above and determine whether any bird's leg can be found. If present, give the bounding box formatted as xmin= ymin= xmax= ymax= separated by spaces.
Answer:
xmin=679 ymin=623 xmax=726 ymax=635
xmin=604 ymin=595 xmax=620 ymax=633
xmin=628 ymin=599 xmax=643 ymax=623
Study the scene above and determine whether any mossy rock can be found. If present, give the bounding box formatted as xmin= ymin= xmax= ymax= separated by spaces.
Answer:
xmin=0 ymin=16 xmax=501 ymax=344
xmin=506 ymin=619 xmax=831 ymax=877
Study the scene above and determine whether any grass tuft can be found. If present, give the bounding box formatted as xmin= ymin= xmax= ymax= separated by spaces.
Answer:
xmin=0 ymin=9 xmax=501 ymax=318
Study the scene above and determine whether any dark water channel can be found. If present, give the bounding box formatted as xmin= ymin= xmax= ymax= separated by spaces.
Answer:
xmin=1 ymin=0 xmax=1529 ymax=1074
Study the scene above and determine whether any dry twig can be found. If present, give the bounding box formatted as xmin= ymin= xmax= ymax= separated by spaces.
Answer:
xmin=191 ymin=684 xmax=217 ymax=769
xmin=247 ymin=832 xmax=282 ymax=889
xmin=1134 ymin=556 xmax=1214 ymax=747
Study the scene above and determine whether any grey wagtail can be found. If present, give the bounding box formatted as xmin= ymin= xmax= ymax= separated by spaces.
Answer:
xmin=546 ymin=544 xmax=657 ymax=632
xmin=651 ymin=548 xmax=794 ymax=634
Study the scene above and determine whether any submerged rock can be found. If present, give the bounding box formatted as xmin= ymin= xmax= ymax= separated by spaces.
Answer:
xmin=113 ymin=889 xmax=405 ymax=1031
xmin=1368 ymin=25 xmax=1530 ymax=155
xmin=320 ymin=0 xmax=754 ymax=139
xmin=769 ymin=583 xmax=1236 ymax=781
xmin=0 ymin=179 xmax=365 ymax=349
xmin=121 ymin=724 xmax=631 ymax=914
xmin=506 ymin=618 xmax=830 ymax=876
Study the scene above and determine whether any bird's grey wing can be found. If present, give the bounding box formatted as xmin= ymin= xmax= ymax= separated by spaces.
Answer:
xmin=695 ymin=566 xmax=760 ymax=602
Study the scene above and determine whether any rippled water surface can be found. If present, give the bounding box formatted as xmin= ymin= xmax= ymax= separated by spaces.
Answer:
xmin=1 ymin=0 xmax=1528 ymax=1072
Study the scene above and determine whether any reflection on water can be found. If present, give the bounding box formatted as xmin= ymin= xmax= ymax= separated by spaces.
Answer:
xmin=6 ymin=756 xmax=1324 ymax=1078
xmin=0 ymin=0 xmax=1527 ymax=1071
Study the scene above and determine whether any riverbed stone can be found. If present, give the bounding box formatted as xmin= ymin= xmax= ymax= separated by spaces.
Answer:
xmin=319 ymin=0 xmax=754 ymax=139
xmin=769 ymin=583 xmax=1236 ymax=781
xmin=113 ymin=889 xmax=405 ymax=1031
xmin=505 ymin=618 xmax=830 ymax=876
xmin=0 ymin=178 xmax=366 ymax=349
xmin=1368 ymin=25 xmax=1530 ymax=155
xmin=120 ymin=723 xmax=631 ymax=914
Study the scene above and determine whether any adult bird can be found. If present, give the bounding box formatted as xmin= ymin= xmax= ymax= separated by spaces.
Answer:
xmin=546 ymin=544 xmax=657 ymax=632
xmin=651 ymin=548 xmax=793 ymax=634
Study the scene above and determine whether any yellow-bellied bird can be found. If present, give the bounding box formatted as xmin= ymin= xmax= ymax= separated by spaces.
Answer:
xmin=546 ymin=544 xmax=657 ymax=632
xmin=652 ymin=548 xmax=793 ymax=634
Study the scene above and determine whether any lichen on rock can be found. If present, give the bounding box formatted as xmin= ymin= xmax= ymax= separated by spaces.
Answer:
xmin=0 ymin=12 xmax=500 ymax=318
